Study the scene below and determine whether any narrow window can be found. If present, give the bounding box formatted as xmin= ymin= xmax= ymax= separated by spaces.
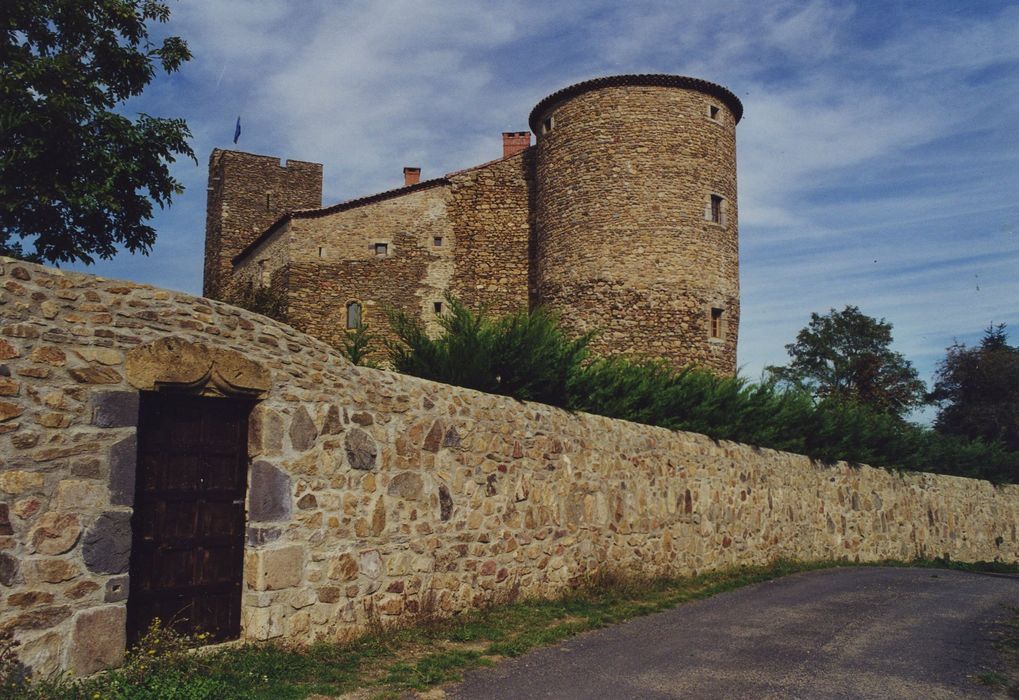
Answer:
xmin=708 ymin=105 xmax=720 ymax=121
xmin=433 ymin=236 xmax=443 ymax=247
xmin=375 ymin=243 xmax=388 ymax=256
xmin=542 ymin=115 xmax=554 ymax=134
xmin=265 ymin=192 xmax=272 ymax=211
xmin=433 ymin=301 xmax=443 ymax=314
xmin=346 ymin=301 xmax=362 ymax=329
xmin=318 ymin=247 xmax=324 ymax=258
xmin=709 ymin=194 xmax=724 ymax=224
xmin=710 ymin=308 xmax=724 ymax=339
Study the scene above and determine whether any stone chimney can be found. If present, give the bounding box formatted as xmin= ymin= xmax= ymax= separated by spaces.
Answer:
xmin=502 ymin=132 xmax=531 ymax=158
xmin=403 ymin=167 xmax=421 ymax=186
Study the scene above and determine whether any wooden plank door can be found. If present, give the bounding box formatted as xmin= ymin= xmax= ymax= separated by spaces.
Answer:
xmin=127 ymin=393 xmax=254 ymax=645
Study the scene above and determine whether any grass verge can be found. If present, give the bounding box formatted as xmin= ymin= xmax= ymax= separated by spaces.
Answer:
xmin=6 ymin=557 xmax=1017 ymax=699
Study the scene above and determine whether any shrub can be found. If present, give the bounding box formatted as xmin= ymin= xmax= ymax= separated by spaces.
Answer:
xmin=388 ymin=300 xmax=1019 ymax=483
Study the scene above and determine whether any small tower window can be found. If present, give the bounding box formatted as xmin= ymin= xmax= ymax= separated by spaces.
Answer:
xmin=433 ymin=301 xmax=443 ymax=314
xmin=708 ymin=105 xmax=720 ymax=121
xmin=708 ymin=194 xmax=724 ymax=224
xmin=710 ymin=308 xmax=724 ymax=339
xmin=542 ymin=115 xmax=554 ymax=134
xmin=433 ymin=236 xmax=443 ymax=247
xmin=318 ymin=246 xmax=324 ymax=258
xmin=374 ymin=243 xmax=388 ymax=256
xmin=346 ymin=301 xmax=362 ymax=329
xmin=266 ymin=192 xmax=273 ymax=211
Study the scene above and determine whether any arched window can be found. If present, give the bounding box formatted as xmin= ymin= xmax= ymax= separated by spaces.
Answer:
xmin=346 ymin=301 xmax=362 ymax=329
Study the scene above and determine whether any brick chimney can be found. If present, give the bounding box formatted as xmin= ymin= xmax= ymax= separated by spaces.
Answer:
xmin=502 ymin=132 xmax=531 ymax=158
xmin=403 ymin=167 xmax=421 ymax=186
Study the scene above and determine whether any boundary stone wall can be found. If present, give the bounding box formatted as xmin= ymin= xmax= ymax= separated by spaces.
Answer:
xmin=1 ymin=259 xmax=1017 ymax=677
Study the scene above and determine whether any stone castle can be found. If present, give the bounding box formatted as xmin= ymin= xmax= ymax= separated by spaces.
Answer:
xmin=203 ymin=74 xmax=743 ymax=373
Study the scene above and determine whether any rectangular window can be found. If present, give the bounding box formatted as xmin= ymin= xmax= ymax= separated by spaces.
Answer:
xmin=710 ymin=308 xmax=724 ymax=339
xmin=318 ymin=247 xmax=324 ymax=258
xmin=374 ymin=243 xmax=388 ymax=256
xmin=708 ymin=105 xmax=720 ymax=121
xmin=433 ymin=236 xmax=443 ymax=247
xmin=709 ymin=195 xmax=723 ymax=224
xmin=433 ymin=301 xmax=443 ymax=314
xmin=542 ymin=116 xmax=554 ymax=134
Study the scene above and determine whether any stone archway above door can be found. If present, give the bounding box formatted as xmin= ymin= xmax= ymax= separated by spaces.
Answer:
xmin=124 ymin=338 xmax=271 ymax=398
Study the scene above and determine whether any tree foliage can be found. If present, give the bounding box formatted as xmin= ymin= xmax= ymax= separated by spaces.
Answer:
xmin=387 ymin=300 xmax=1019 ymax=483
xmin=930 ymin=324 xmax=1019 ymax=452
xmin=0 ymin=0 xmax=194 ymax=264
xmin=387 ymin=298 xmax=591 ymax=406
xmin=766 ymin=305 xmax=926 ymax=418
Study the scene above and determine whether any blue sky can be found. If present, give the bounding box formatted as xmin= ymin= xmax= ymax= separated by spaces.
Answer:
xmin=70 ymin=0 xmax=1019 ymax=419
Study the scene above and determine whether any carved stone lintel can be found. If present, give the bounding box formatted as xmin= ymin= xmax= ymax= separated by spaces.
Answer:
xmin=125 ymin=338 xmax=270 ymax=398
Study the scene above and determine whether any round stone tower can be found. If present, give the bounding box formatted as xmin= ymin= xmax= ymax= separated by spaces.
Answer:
xmin=529 ymin=75 xmax=742 ymax=374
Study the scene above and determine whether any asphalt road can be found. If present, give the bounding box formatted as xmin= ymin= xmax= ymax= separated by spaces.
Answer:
xmin=445 ymin=567 xmax=1019 ymax=699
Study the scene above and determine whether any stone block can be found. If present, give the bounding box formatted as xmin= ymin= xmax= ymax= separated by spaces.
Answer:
xmin=25 ymin=558 xmax=80 ymax=584
xmin=248 ymin=461 xmax=291 ymax=522
xmin=388 ymin=472 xmax=424 ymax=500
xmin=18 ymin=631 xmax=62 ymax=678
xmin=289 ymin=405 xmax=318 ymax=451
xmin=29 ymin=512 xmax=82 ymax=555
xmin=105 ymin=575 xmax=129 ymax=603
xmin=345 ymin=428 xmax=377 ymax=471
xmin=242 ymin=606 xmax=282 ymax=641
xmin=108 ymin=434 xmax=137 ymax=506
xmin=248 ymin=404 xmax=283 ymax=457
xmin=90 ymin=391 xmax=139 ymax=428
xmin=82 ymin=511 xmax=132 ymax=574
xmin=0 ymin=552 xmax=18 ymax=586
xmin=0 ymin=470 xmax=43 ymax=494
xmin=245 ymin=545 xmax=303 ymax=591
xmin=55 ymin=479 xmax=105 ymax=511
xmin=69 ymin=605 xmax=125 ymax=676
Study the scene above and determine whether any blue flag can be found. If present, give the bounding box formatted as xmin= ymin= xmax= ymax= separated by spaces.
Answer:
xmin=233 ymin=116 xmax=241 ymax=144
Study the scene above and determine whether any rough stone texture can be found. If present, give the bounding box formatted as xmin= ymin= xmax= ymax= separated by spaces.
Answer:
xmin=204 ymin=149 xmax=323 ymax=300
xmin=90 ymin=391 xmax=139 ymax=428
xmin=104 ymin=575 xmax=129 ymax=603
xmin=69 ymin=606 xmax=125 ymax=676
xmin=1 ymin=258 xmax=1018 ymax=678
xmin=534 ymin=83 xmax=738 ymax=373
xmin=211 ymin=75 xmax=737 ymax=374
xmin=345 ymin=428 xmax=377 ymax=471
xmin=82 ymin=511 xmax=132 ymax=575
xmin=29 ymin=512 xmax=81 ymax=555
xmin=245 ymin=545 xmax=303 ymax=591
xmin=289 ymin=405 xmax=318 ymax=451
xmin=108 ymin=434 xmax=137 ymax=506
xmin=248 ymin=461 xmax=292 ymax=522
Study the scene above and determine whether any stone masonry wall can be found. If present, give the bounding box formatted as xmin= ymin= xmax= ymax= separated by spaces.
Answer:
xmin=447 ymin=151 xmax=534 ymax=315
xmin=3 ymin=259 xmax=1016 ymax=678
xmin=284 ymin=185 xmax=455 ymax=360
xmin=204 ymin=150 xmax=322 ymax=301
xmin=534 ymin=84 xmax=739 ymax=373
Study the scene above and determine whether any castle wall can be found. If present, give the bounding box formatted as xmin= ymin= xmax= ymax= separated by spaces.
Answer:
xmin=204 ymin=150 xmax=322 ymax=301
xmin=284 ymin=186 xmax=454 ymax=358
xmin=230 ymin=220 xmax=293 ymax=310
xmin=447 ymin=151 xmax=534 ymax=315
xmin=533 ymin=83 xmax=739 ymax=373
xmin=2 ymin=260 xmax=1018 ymax=678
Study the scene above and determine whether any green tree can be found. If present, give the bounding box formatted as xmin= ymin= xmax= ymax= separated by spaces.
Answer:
xmin=929 ymin=324 xmax=1019 ymax=452
xmin=387 ymin=298 xmax=591 ymax=405
xmin=766 ymin=305 xmax=926 ymax=418
xmin=0 ymin=0 xmax=194 ymax=264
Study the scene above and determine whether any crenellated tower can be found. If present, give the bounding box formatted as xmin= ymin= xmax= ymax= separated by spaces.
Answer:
xmin=203 ymin=149 xmax=323 ymax=301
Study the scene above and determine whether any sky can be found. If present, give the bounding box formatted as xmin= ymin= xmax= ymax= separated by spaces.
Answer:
xmin=68 ymin=0 xmax=1019 ymax=421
